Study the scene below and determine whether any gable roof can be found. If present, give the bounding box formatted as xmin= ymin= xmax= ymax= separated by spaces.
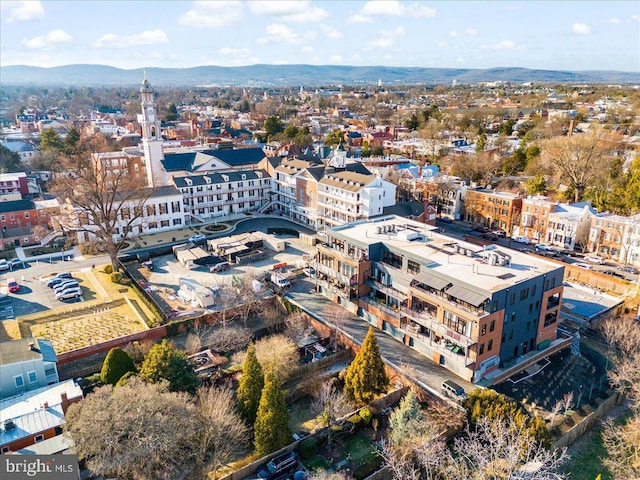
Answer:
xmin=173 ymin=170 xmax=268 ymax=188
xmin=208 ymin=148 xmax=266 ymax=167
xmin=381 ymin=201 xmax=424 ymax=218
xmin=161 ymin=148 xmax=266 ymax=173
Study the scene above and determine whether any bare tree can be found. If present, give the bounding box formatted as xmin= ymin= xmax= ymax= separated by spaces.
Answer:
xmin=196 ymin=387 xmax=251 ymax=479
xmin=243 ymin=334 xmax=299 ymax=381
xmin=602 ymin=316 xmax=640 ymax=406
xmin=561 ymin=391 xmax=574 ymax=416
xmin=65 ymin=377 xmax=199 ymax=480
xmin=449 ymin=417 xmax=567 ymax=480
xmin=311 ymin=379 xmax=354 ymax=450
xmin=283 ymin=312 xmax=309 ymax=345
xmin=50 ymin=152 xmax=154 ymax=270
xmin=548 ymin=399 xmax=563 ymax=427
xmin=541 ymin=127 xmax=622 ymax=202
xmin=601 ymin=412 xmax=640 ymax=479
xmin=307 ymin=471 xmax=350 ymax=480
xmin=235 ymin=274 xmax=261 ymax=326
xmin=326 ymin=305 xmax=351 ymax=351
xmin=186 ymin=323 xmax=252 ymax=355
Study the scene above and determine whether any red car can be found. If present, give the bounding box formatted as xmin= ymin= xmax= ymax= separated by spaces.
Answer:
xmin=7 ymin=277 xmax=19 ymax=293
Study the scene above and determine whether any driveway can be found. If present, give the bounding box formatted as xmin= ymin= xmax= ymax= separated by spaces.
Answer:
xmin=285 ymin=290 xmax=476 ymax=401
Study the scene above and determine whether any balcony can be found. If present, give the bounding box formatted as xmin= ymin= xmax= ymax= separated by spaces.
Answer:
xmin=316 ymin=244 xmax=362 ymax=266
xmin=401 ymin=307 xmax=475 ymax=348
xmin=409 ymin=281 xmax=490 ymax=319
xmin=308 ymin=261 xmax=354 ymax=285
xmin=405 ymin=327 xmax=475 ymax=368
xmin=319 ymin=190 xmax=362 ymax=204
xmin=311 ymin=276 xmax=351 ymax=297
xmin=360 ymin=295 xmax=401 ymax=319
xmin=366 ymin=279 xmax=408 ymax=302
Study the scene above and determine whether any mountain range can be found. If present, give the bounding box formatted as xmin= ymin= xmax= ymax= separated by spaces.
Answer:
xmin=1 ymin=64 xmax=639 ymax=87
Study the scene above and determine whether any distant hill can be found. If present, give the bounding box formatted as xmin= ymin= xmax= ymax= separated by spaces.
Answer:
xmin=1 ymin=64 xmax=638 ymax=87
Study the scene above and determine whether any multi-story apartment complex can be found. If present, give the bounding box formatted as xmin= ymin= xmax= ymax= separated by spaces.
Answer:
xmin=310 ymin=216 xmax=565 ymax=383
xmin=464 ymin=189 xmax=523 ymax=235
xmin=271 ymin=154 xmax=396 ymax=230
xmin=174 ymin=170 xmax=271 ymax=223
xmin=588 ymin=213 xmax=640 ymax=266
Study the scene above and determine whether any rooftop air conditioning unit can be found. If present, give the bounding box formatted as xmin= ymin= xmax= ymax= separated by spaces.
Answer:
xmin=3 ymin=419 xmax=16 ymax=431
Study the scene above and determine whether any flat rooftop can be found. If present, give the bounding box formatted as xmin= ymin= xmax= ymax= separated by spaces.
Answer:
xmin=331 ymin=216 xmax=564 ymax=294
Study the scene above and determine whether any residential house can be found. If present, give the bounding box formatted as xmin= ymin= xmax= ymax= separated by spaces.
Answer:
xmin=545 ymin=202 xmax=596 ymax=250
xmin=518 ymin=196 xmax=555 ymax=242
xmin=0 ymin=173 xmax=34 ymax=197
xmin=0 ymin=141 xmax=37 ymax=162
xmin=0 ymin=379 xmax=82 ymax=454
xmin=310 ymin=216 xmax=565 ymax=383
xmin=0 ymin=199 xmax=53 ymax=249
xmin=0 ymin=338 xmax=59 ymax=400
xmin=588 ymin=213 xmax=640 ymax=267
xmin=464 ymin=189 xmax=523 ymax=235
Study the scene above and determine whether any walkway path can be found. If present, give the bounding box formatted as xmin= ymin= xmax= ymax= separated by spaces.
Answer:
xmin=82 ymin=268 xmax=109 ymax=299
xmin=286 ymin=290 xmax=476 ymax=403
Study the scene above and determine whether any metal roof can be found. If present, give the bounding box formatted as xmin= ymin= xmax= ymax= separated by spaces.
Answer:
xmin=414 ymin=271 xmax=451 ymax=291
xmin=445 ymin=284 xmax=489 ymax=307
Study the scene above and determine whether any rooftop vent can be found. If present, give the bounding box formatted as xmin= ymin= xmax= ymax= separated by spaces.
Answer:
xmin=3 ymin=419 xmax=16 ymax=431
xmin=28 ymin=341 xmax=35 ymax=350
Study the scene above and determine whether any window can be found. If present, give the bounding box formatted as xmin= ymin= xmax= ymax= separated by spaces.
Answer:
xmin=159 ymin=203 xmax=168 ymax=215
xmin=1 ymin=447 xmax=9 ymax=454
xmin=148 ymin=222 xmax=158 ymax=229
xmin=160 ymin=220 xmax=169 ymax=228
xmin=173 ymin=219 xmax=182 ymax=226
xmin=531 ymin=284 xmax=537 ymax=296
xmin=34 ymin=434 xmax=45 ymax=443
xmin=479 ymin=343 xmax=485 ymax=355
xmin=10 ymin=213 xmax=14 ymax=220
xmin=0 ymin=215 xmax=4 ymax=221
xmin=14 ymin=374 xmax=24 ymax=388
xmin=488 ymin=339 xmax=493 ymax=351
xmin=172 ymin=201 xmax=181 ymax=213
xmin=489 ymin=320 xmax=495 ymax=332
xmin=481 ymin=324 xmax=487 ymax=336
xmin=407 ymin=259 xmax=420 ymax=275
xmin=24 ymin=212 xmax=29 ymax=218
xmin=509 ymin=293 xmax=515 ymax=305
xmin=27 ymin=371 xmax=37 ymax=383
xmin=520 ymin=288 xmax=529 ymax=300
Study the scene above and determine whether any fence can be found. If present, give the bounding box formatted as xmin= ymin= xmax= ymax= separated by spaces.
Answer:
xmin=552 ymin=391 xmax=621 ymax=449
xmin=285 ymin=349 xmax=351 ymax=385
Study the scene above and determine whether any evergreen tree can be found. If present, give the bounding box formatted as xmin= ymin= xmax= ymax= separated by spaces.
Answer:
xmin=100 ymin=347 xmax=136 ymax=385
xmin=0 ymin=145 xmax=23 ymax=173
xmin=389 ymin=389 xmax=424 ymax=446
xmin=254 ymin=370 xmax=290 ymax=457
xmin=63 ymin=127 xmax=82 ymax=155
xmin=139 ymin=340 xmax=198 ymax=394
xmin=38 ymin=128 xmax=63 ymax=153
xmin=166 ymin=103 xmax=178 ymax=121
xmin=237 ymin=343 xmax=264 ymax=425
xmin=344 ymin=326 xmax=389 ymax=404
xmin=264 ymin=116 xmax=284 ymax=138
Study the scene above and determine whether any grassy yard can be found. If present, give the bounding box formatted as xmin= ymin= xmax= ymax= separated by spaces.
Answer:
xmin=559 ymin=424 xmax=612 ymax=480
xmin=288 ymin=395 xmax=323 ymax=434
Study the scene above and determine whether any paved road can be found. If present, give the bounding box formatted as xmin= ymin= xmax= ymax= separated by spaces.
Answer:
xmin=286 ymin=290 xmax=476 ymax=403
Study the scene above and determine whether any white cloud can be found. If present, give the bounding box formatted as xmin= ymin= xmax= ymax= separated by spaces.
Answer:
xmin=632 ymin=14 xmax=639 ymax=22
xmin=257 ymin=23 xmax=302 ymax=45
xmin=572 ymin=22 xmax=591 ymax=35
xmin=218 ymin=47 xmax=251 ymax=57
xmin=301 ymin=46 xmax=314 ymax=53
xmin=348 ymin=1 xmax=435 ymax=23
xmin=493 ymin=40 xmax=524 ymax=50
xmin=329 ymin=55 xmax=343 ymax=63
xmin=92 ymin=29 xmax=168 ymax=49
xmin=450 ymin=30 xmax=459 ymax=37
xmin=456 ymin=57 xmax=464 ymax=63
xmin=370 ymin=26 xmax=405 ymax=48
xmin=22 ymin=29 xmax=72 ymax=50
xmin=436 ymin=40 xmax=448 ymax=47
xmin=249 ymin=1 xmax=328 ymax=23
xmin=606 ymin=17 xmax=621 ymax=24
xmin=1 ymin=1 xmax=44 ymax=23
xmin=465 ymin=28 xmax=477 ymax=35
xmin=321 ymin=24 xmax=344 ymax=39
xmin=179 ymin=1 xmax=243 ymax=28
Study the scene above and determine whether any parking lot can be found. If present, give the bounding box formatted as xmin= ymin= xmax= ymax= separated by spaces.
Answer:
xmin=132 ymin=234 xmax=317 ymax=314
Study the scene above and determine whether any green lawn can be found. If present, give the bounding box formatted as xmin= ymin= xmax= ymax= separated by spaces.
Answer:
xmin=343 ymin=433 xmax=377 ymax=467
xmin=304 ymin=455 xmax=330 ymax=472
xmin=559 ymin=424 xmax=611 ymax=480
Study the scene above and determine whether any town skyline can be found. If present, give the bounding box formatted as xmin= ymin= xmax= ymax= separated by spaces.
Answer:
xmin=1 ymin=0 xmax=639 ymax=72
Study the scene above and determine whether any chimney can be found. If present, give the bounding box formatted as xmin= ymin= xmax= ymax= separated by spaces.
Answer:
xmin=60 ymin=392 xmax=70 ymax=413
xmin=28 ymin=341 xmax=35 ymax=350
xmin=43 ymin=402 xmax=49 ymax=409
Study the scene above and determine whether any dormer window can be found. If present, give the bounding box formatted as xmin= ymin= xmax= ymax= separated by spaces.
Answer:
xmin=204 ymin=176 xmax=211 ymax=184
xmin=256 ymin=172 xmax=263 ymax=178
xmin=185 ymin=178 xmax=192 ymax=186
xmin=241 ymin=174 xmax=246 ymax=180
xmin=222 ymin=174 xmax=229 ymax=182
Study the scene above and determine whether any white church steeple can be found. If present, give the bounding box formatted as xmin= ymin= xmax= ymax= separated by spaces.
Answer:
xmin=138 ymin=75 xmax=167 ymax=187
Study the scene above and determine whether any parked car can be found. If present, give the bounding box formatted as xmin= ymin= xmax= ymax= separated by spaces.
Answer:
xmin=491 ymin=229 xmax=506 ymax=238
xmin=302 ymin=267 xmax=316 ymax=277
xmin=7 ymin=277 xmax=20 ymax=293
xmin=584 ymin=255 xmax=605 ymax=264
xmin=188 ymin=234 xmax=207 ymax=245
xmin=442 ymin=380 xmax=468 ymax=402
xmin=512 ymin=236 xmax=531 ymax=244
xmin=535 ymin=244 xmax=554 ymax=251
xmin=438 ymin=217 xmax=453 ymax=224
xmin=473 ymin=225 xmax=489 ymax=233
xmin=209 ymin=261 xmax=231 ymax=273
xmin=54 ymin=280 xmax=80 ymax=294
xmin=258 ymin=451 xmax=298 ymax=480
xmin=56 ymin=287 xmax=83 ymax=301
xmin=9 ymin=258 xmax=22 ymax=269
xmin=46 ymin=273 xmax=73 ymax=288
xmin=141 ymin=260 xmax=154 ymax=271
xmin=481 ymin=232 xmax=498 ymax=240
xmin=617 ymin=265 xmax=639 ymax=274
xmin=573 ymin=263 xmax=592 ymax=270
xmin=0 ymin=260 xmax=10 ymax=271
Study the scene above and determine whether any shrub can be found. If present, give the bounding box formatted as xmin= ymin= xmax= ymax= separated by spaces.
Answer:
xmin=100 ymin=347 xmax=136 ymax=385
xmin=120 ymin=278 xmax=132 ymax=286
xmin=111 ymin=272 xmax=123 ymax=283
xmin=298 ymin=436 xmax=318 ymax=460
xmin=104 ymin=264 xmax=113 ymax=274
xmin=359 ymin=407 xmax=373 ymax=425
xmin=115 ymin=371 xmax=137 ymax=387
xmin=346 ymin=414 xmax=363 ymax=431
xmin=353 ymin=456 xmax=383 ymax=480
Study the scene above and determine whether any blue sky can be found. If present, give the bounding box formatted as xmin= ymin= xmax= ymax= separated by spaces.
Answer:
xmin=1 ymin=1 xmax=639 ymax=71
